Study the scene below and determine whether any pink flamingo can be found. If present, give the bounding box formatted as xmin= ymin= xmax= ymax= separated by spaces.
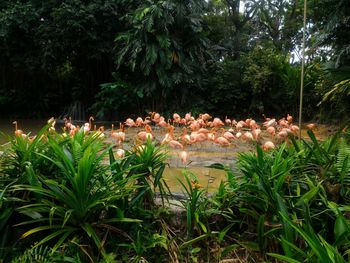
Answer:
xmin=125 ymin=118 xmax=136 ymax=127
xmin=207 ymin=130 xmax=216 ymax=141
xmin=181 ymin=128 xmax=192 ymax=145
xmin=252 ymin=127 xmax=261 ymax=141
xmin=225 ymin=116 xmax=231 ymax=126
xmin=12 ymin=121 xmax=25 ymax=137
xmin=212 ymin=118 xmax=224 ymax=128
xmin=215 ymin=136 xmax=230 ymax=147
xmin=222 ymin=129 xmax=235 ymax=141
xmin=169 ymin=140 xmax=183 ymax=149
xmin=306 ymin=123 xmax=316 ymax=130
xmin=185 ymin=113 xmax=192 ymax=122
xmin=189 ymin=121 xmax=200 ymax=131
xmin=179 ymin=150 xmax=188 ymax=165
xmin=173 ymin=113 xmax=181 ymax=124
xmin=135 ymin=117 xmax=144 ymax=127
xmin=290 ymin=125 xmax=300 ymax=136
xmin=242 ymin=132 xmax=253 ymax=141
xmin=116 ymin=149 xmax=125 ymax=158
xmin=263 ymin=141 xmax=275 ymax=151
xmin=111 ymin=124 xmax=125 ymax=145
xmin=264 ymin=119 xmax=277 ymax=128
xmin=278 ymin=118 xmax=289 ymax=128
xmin=266 ymin=126 xmax=276 ymax=138
xmin=201 ymin=113 xmax=212 ymax=121
xmin=157 ymin=117 xmax=168 ymax=128
xmin=277 ymin=130 xmax=288 ymax=142
xmin=137 ymin=125 xmax=153 ymax=142
xmin=161 ymin=125 xmax=174 ymax=145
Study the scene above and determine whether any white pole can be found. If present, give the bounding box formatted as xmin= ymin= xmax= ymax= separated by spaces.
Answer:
xmin=299 ymin=0 xmax=307 ymax=139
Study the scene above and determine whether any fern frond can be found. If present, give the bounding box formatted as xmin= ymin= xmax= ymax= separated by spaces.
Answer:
xmin=336 ymin=138 xmax=350 ymax=175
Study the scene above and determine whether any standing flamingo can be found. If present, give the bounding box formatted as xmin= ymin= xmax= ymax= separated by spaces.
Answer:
xmin=173 ymin=113 xmax=181 ymax=124
xmin=111 ymin=124 xmax=125 ymax=146
xmin=181 ymin=128 xmax=192 ymax=145
xmin=161 ymin=125 xmax=174 ymax=145
xmin=266 ymin=126 xmax=276 ymax=138
xmin=137 ymin=125 xmax=153 ymax=142
xmin=215 ymin=136 xmax=230 ymax=147
xmin=264 ymin=119 xmax=276 ymax=128
xmin=179 ymin=150 xmax=188 ymax=165
xmin=225 ymin=116 xmax=231 ymax=126
xmin=242 ymin=132 xmax=253 ymax=141
xmin=290 ymin=125 xmax=300 ymax=136
xmin=252 ymin=127 xmax=261 ymax=141
xmin=116 ymin=149 xmax=125 ymax=158
xmin=125 ymin=118 xmax=136 ymax=127
xmin=223 ymin=129 xmax=235 ymax=141
xmin=135 ymin=117 xmax=144 ymax=127
xmin=12 ymin=121 xmax=25 ymax=137
xmin=277 ymin=130 xmax=288 ymax=142
xmin=306 ymin=123 xmax=316 ymax=130
xmin=263 ymin=141 xmax=275 ymax=151
xmin=169 ymin=140 xmax=183 ymax=149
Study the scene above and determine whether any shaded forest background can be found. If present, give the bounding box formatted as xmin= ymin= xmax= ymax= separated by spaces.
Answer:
xmin=0 ymin=0 xmax=349 ymax=121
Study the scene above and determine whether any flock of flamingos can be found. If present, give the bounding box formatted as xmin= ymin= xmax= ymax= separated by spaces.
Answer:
xmin=12 ymin=112 xmax=317 ymax=165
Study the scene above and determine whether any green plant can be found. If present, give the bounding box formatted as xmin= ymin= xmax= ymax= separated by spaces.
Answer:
xmin=178 ymin=172 xmax=208 ymax=239
xmin=268 ymin=206 xmax=349 ymax=263
xmin=129 ymin=139 xmax=170 ymax=208
xmin=237 ymin=144 xmax=299 ymax=254
xmin=115 ymin=0 xmax=209 ymax=112
xmin=13 ymin=129 xmax=141 ymax=259
xmin=0 ymin=183 xmax=14 ymax=260
xmin=119 ymin=231 xmax=168 ymax=263
xmin=0 ymin=124 xmax=54 ymax=185
xmin=10 ymin=245 xmax=77 ymax=263
xmin=91 ymin=77 xmax=137 ymax=120
xmin=291 ymin=129 xmax=350 ymax=204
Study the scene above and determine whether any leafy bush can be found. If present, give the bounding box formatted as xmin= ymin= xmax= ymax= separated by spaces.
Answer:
xmin=209 ymin=128 xmax=350 ymax=261
xmin=91 ymin=77 xmax=138 ymax=120
xmin=0 ymin=125 xmax=172 ymax=262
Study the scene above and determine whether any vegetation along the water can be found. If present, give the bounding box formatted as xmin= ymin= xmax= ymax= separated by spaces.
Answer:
xmin=1 ymin=114 xmax=350 ymax=262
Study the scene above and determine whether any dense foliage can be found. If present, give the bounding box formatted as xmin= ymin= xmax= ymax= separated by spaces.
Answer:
xmin=0 ymin=0 xmax=349 ymax=120
xmin=1 ymin=124 xmax=349 ymax=262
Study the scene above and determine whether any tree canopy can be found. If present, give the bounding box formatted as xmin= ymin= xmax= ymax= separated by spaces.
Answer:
xmin=0 ymin=0 xmax=349 ymax=120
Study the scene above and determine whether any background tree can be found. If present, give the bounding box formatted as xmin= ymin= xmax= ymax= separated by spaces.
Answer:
xmin=0 ymin=0 xmax=121 ymax=117
xmin=0 ymin=0 xmax=348 ymax=121
xmin=115 ymin=0 xmax=209 ymax=113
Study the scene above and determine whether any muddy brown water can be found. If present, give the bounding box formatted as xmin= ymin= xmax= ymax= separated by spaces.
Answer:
xmin=0 ymin=119 xmax=336 ymax=193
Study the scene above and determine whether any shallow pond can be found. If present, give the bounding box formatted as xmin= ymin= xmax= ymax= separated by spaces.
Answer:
xmin=163 ymin=167 xmax=227 ymax=193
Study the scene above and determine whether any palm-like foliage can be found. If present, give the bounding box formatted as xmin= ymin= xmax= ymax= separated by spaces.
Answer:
xmin=11 ymin=245 xmax=77 ymax=263
xmin=268 ymin=204 xmax=350 ymax=263
xmin=316 ymin=62 xmax=350 ymax=120
xmin=178 ymin=172 xmax=208 ymax=239
xmin=210 ymin=129 xmax=350 ymax=260
xmin=129 ymin=140 xmax=169 ymax=207
xmin=13 ymin=130 xmax=140 ymax=258
xmin=293 ymin=129 xmax=350 ymax=203
xmin=0 ymin=124 xmax=54 ymax=185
